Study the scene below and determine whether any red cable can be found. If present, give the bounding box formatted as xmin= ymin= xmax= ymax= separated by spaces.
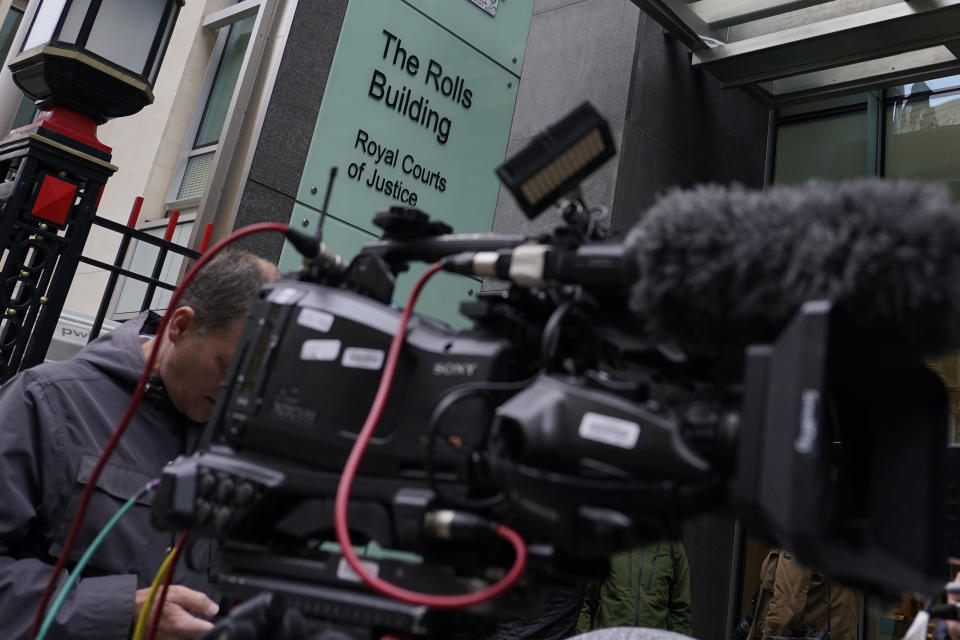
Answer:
xmin=29 ymin=222 xmax=289 ymax=640
xmin=334 ymin=262 xmax=528 ymax=609
xmin=146 ymin=532 xmax=189 ymax=640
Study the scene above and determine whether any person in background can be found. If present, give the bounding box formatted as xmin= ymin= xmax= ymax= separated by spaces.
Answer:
xmin=933 ymin=571 xmax=960 ymax=640
xmin=576 ymin=541 xmax=693 ymax=636
xmin=746 ymin=547 xmax=861 ymax=640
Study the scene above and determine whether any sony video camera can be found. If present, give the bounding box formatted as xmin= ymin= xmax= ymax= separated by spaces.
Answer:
xmin=151 ymin=103 xmax=956 ymax=638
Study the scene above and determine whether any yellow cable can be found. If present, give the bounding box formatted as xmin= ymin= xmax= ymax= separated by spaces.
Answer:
xmin=131 ymin=544 xmax=178 ymax=640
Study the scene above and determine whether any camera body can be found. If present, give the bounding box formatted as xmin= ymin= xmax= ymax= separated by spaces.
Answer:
xmin=217 ymin=281 xmax=522 ymax=483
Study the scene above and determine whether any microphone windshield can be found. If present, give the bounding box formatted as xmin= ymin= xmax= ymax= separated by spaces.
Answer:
xmin=627 ymin=179 xmax=960 ymax=356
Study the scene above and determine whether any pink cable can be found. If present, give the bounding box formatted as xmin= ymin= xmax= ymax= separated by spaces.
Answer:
xmin=29 ymin=222 xmax=289 ymax=640
xmin=334 ymin=263 xmax=528 ymax=609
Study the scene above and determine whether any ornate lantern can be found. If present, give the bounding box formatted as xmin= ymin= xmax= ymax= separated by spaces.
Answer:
xmin=9 ymin=0 xmax=182 ymax=122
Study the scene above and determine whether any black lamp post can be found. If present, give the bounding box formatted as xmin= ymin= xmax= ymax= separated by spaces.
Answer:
xmin=0 ymin=0 xmax=182 ymax=382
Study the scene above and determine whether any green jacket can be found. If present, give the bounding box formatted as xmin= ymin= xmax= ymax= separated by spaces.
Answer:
xmin=577 ymin=542 xmax=693 ymax=635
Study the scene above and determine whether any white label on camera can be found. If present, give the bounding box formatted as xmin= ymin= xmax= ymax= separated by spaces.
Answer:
xmin=342 ymin=347 xmax=385 ymax=370
xmin=336 ymin=557 xmax=379 ymax=583
xmin=300 ymin=339 xmax=341 ymax=361
xmin=578 ymin=412 xmax=640 ymax=449
xmin=297 ymin=308 xmax=334 ymax=333
xmin=794 ymin=389 xmax=820 ymax=454
xmin=268 ymin=287 xmax=300 ymax=304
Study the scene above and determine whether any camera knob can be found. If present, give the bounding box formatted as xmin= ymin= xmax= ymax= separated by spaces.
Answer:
xmin=198 ymin=470 xmax=216 ymax=497
xmin=213 ymin=506 xmax=233 ymax=532
xmin=215 ymin=476 xmax=236 ymax=503
xmin=233 ymin=481 xmax=256 ymax=506
xmin=195 ymin=499 xmax=212 ymax=525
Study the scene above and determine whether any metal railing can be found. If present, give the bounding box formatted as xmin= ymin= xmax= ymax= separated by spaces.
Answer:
xmin=83 ymin=198 xmax=211 ymax=342
xmin=0 ymin=195 xmax=212 ymax=383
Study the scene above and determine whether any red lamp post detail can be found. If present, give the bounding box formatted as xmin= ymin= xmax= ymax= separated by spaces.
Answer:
xmin=11 ymin=107 xmax=111 ymax=153
xmin=199 ymin=223 xmax=214 ymax=253
xmin=30 ymin=174 xmax=77 ymax=226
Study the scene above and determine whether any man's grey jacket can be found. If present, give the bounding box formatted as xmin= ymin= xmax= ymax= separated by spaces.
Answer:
xmin=0 ymin=313 xmax=214 ymax=639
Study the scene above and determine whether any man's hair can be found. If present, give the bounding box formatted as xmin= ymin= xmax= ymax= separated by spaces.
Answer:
xmin=177 ymin=250 xmax=278 ymax=335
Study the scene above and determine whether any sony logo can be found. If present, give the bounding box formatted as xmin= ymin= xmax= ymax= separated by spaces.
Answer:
xmin=432 ymin=362 xmax=479 ymax=376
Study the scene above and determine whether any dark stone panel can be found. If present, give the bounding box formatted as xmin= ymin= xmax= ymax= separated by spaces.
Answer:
xmin=610 ymin=121 xmax=693 ymax=231
xmin=693 ymin=86 xmax=771 ymax=188
xmin=613 ymin=12 xmax=769 ymax=233
xmin=684 ymin=513 xmax=739 ymax=640
xmin=231 ymin=178 xmax=295 ymax=262
xmin=240 ymin=0 xmax=348 ymax=207
xmin=511 ymin=0 xmax=639 ymax=141
xmin=629 ymin=18 xmax=705 ymax=157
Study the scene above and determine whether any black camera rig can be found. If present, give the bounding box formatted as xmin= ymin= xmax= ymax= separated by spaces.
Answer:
xmin=150 ymin=104 xmax=958 ymax=639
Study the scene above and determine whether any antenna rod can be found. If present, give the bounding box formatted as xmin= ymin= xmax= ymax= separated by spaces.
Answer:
xmin=316 ymin=167 xmax=338 ymax=245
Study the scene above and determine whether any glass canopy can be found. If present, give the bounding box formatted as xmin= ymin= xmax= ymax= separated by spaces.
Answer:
xmin=631 ymin=0 xmax=960 ymax=104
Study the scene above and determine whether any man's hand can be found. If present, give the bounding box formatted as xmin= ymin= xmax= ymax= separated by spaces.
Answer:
xmin=133 ymin=586 xmax=218 ymax=640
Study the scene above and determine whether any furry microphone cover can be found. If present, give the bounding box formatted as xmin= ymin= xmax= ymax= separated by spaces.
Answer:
xmin=627 ymin=179 xmax=960 ymax=357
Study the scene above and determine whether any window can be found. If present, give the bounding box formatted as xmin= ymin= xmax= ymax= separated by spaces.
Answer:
xmin=167 ymin=2 xmax=259 ymax=205
xmin=0 ymin=4 xmax=23 ymax=61
xmin=884 ymin=76 xmax=960 ymax=197
xmin=10 ymin=95 xmax=35 ymax=129
xmin=772 ymin=73 xmax=960 ymax=189
xmin=194 ymin=15 xmax=254 ymax=149
xmin=774 ymin=108 xmax=872 ymax=184
xmin=0 ymin=3 xmax=35 ymax=130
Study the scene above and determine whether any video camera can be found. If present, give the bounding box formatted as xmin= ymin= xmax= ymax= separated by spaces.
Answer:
xmin=151 ymin=103 xmax=958 ymax=639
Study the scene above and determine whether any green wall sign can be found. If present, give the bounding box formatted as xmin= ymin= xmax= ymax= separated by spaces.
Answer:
xmin=282 ymin=0 xmax=532 ymax=326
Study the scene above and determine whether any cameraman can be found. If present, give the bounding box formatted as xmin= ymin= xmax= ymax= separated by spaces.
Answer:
xmin=0 ymin=250 xmax=278 ymax=640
